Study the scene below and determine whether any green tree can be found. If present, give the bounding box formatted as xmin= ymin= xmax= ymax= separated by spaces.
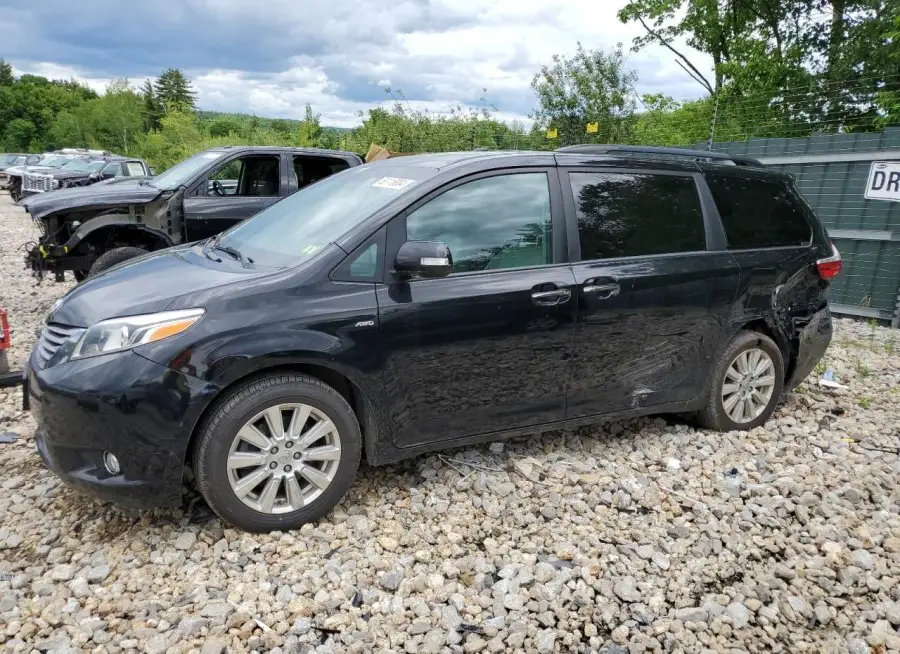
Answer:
xmin=618 ymin=0 xmax=898 ymax=135
xmin=297 ymin=104 xmax=323 ymax=146
xmin=0 ymin=59 xmax=13 ymax=87
xmin=91 ymin=79 xmax=146 ymax=153
xmin=207 ymin=114 xmax=244 ymax=138
xmin=529 ymin=43 xmax=637 ymax=147
xmin=141 ymin=79 xmax=162 ymax=131
xmin=155 ymin=68 xmax=197 ymax=112
xmin=4 ymin=119 xmax=37 ymax=150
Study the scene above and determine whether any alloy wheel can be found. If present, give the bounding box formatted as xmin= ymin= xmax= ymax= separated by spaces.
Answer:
xmin=226 ymin=403 xmax=342 ymax=514
xmin=721 ymin=347 xmax=776 ymax=424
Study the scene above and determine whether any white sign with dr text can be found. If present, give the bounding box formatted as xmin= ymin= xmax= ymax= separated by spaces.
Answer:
xmin=865 ymin=161 xmax=900 ymax=202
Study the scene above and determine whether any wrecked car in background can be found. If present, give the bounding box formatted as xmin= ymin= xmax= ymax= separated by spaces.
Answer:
xmin=21 ymin=145 xmax=363 ymax=281
xmin=5 ymin=150 xmax=113 ymax=201
xmin=0 ymin=153 xmax=41 ymax=192
xmin=20 ymin=156 xmax=151 ymax=198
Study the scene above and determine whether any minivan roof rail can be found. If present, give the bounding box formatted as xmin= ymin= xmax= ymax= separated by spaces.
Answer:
xmin=555 ymin=144 xmax=764 ymax=167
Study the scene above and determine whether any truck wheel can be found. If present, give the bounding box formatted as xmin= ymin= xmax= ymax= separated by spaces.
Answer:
xmin=193 ymin=373 xmax=362 ymax=532
xmin=88 ymin=247 xmax=148 ymax=277
xmin=698 ymin=330 xmax=785 ymax=432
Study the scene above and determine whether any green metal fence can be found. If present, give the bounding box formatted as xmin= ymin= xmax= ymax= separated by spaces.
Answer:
xmin=703 ymin=128 xmax=900 ymax=327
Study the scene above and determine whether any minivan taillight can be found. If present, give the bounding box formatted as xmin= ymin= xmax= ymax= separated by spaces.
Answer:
xmin=816 ymin=242 xmax=842 ymax=280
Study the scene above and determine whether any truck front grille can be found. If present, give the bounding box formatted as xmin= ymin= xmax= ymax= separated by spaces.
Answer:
xmin=23 ymin=174 xmax=54 ymax=193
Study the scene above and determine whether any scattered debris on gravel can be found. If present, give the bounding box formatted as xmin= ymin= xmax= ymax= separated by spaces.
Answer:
xmin=1 ymin=192 xmax=899 ymax=653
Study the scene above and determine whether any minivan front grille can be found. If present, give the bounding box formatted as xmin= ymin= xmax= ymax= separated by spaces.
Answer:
xmin=35 ymin=323 xmax=83 ymax=368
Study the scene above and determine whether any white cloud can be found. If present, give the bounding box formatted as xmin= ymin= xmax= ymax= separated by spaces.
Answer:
xmin=6 ymin=0 xmax=714 ymax=127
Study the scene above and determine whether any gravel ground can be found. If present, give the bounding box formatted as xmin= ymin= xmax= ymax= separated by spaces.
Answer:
xmin=1 ymin=191 xmax=900 ymax=654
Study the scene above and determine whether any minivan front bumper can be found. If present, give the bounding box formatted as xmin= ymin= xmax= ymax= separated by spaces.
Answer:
xmin=785 ymin=305 xmax=832 ymax=391
xmin=27 ymin=348 xmax=219 ymax=509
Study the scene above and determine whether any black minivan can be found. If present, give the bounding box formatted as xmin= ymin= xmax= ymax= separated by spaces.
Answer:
xmin=26 ymin=145 xmax=841 ymax=532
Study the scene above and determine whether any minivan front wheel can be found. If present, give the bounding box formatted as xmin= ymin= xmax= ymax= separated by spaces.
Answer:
xmin=699 ymin=331 xmax=785 ymax=431
xmin=194 ymin=374 xmax=361 ymax=532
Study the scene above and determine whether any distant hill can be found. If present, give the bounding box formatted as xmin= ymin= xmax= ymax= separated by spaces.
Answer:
xmin=196 ymin=110 xmax=351 ymax=133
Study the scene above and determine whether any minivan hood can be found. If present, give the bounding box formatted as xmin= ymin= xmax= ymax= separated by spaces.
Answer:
xmin=19 ymin=181 xmax=163 ymax=219
xmin=50 ymin=246 xmax=271 ymax=327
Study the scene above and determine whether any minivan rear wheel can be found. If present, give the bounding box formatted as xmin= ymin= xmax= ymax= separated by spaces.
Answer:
xmin=193 ymin=373 xmax=361 ymax=532
xmin=698 ymin=331 xmax=784 ymax=432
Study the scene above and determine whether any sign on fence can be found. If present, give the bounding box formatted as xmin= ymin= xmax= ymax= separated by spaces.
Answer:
xmin=865 ymin=161 xmax=900 ymax=202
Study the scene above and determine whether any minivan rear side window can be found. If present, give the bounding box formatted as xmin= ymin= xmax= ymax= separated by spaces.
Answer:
xmin=569 ymin=172 xmax=705 ymax=260
xmin=705 ymin=175 xmax=811 ymax=249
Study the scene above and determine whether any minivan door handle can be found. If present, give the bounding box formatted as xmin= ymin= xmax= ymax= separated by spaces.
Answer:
xmin=583 ymin=282 xmax=620 ymax=300
xmin=531 ymin=286 xmax=572 ymax=306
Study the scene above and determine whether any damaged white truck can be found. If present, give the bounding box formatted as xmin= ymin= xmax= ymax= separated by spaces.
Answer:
xmin=21 ymin=146 xmax=363 ymax=281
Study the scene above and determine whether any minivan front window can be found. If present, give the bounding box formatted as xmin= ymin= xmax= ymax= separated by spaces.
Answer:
xmin=150 ymin=150 xmax=227 ymax=190
xmin=217 ymin=165 xmax=435 ymax=268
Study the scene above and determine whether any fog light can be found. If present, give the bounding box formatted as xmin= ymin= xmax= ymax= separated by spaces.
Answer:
xmin=103 ymin=451 xmax=121 ymax=475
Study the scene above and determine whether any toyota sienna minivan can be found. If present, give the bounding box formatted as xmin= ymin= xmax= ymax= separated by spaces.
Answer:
xmin=25 ymin=145 xmax=840 ymax=532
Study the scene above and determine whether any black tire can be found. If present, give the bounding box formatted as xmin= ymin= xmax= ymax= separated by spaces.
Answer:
xmin=193 ymin=373 xmax=362 ymax=532
xmin=10 ymin=184 xmax=21 ymax=203
xmin=88 ymin=246 xmax=148 ymax=277
xmin=698 ymin=330 xmax=785 ymax=432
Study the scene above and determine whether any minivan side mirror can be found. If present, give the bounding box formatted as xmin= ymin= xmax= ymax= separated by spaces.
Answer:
xmin=395 ymin=240 xmax=453 ymax=278
xmin=101 ymin=170 xmax=116 ymax=180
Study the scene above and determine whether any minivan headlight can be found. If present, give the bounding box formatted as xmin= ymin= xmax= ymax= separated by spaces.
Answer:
xmin=70 ymin=309 xmax=204 ymax=360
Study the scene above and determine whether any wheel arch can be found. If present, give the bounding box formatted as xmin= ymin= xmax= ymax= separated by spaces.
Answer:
xmin=736 ymin=317 xmax=795 ymax=382
xmin=184 ymin=361 xmax=380 ymax=478
xmin=65 ymin=214 xmax=174 ymax=253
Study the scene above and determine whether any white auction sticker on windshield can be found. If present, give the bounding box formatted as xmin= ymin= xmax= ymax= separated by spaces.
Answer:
xmin=371 ymin=176 xmax=415 ymax=190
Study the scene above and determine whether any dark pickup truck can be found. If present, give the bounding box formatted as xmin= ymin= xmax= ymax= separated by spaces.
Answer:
xmin=21 ymin=146 xmax=363 ymax=281
xmin=20 ymin=156 xmax=152 ymax=198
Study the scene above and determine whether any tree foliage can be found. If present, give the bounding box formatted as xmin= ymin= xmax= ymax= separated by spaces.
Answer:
xmin=617 ymin=0 xmax=899 ymax=133
xmin=155 ymin=68 xmax=197 ymax=112
xmin=530 ymin=43 xmax=638 ymax=146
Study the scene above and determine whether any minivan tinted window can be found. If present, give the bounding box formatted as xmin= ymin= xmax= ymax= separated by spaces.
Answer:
xmin=407 ymin=172 xmax=552 ymax=273
xmin=569 ymin=172 xmax=705 ymax=260
xmin=705 ymin=174 xmax=811 ymax=249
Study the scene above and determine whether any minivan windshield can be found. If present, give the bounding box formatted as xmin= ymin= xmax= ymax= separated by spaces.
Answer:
xmin=217 ymin=164 xmax=436 ymax=268
xmin=149 ymin=150 xmax=227 ymax=190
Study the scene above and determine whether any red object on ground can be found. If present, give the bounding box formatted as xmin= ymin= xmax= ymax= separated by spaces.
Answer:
xmin=0 ymin=308 xmax=10 ymax=351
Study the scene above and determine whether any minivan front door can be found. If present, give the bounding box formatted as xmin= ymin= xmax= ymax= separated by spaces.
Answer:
xmin=376 ymin=169 xmax=576 ymax=448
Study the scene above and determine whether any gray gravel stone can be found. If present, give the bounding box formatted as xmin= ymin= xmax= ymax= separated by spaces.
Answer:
xmin=534 ymin=628 xmax=556 ymax=653
xmin=178 ymin=617 xmax=208 ymax=636
xmin=675 ymin=607 xmax=709 ymax=623
xmin=173 ymin=532 xmax=197 ymax=550
xmin=380 ymin=568 xmax=404 ymax=591
xmin=726 ymin=602 xmax=750 ymax=629
xmin=852 ymin=549 xmax=875 ymax=570
xmin=614 ymin=576 xmax=641 ymax=603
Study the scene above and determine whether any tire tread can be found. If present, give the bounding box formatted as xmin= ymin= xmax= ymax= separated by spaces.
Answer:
xmin=193 ymin=373 xmax=361 ymax=532
xmin=698 ymin=330 xmax=785 ymax=432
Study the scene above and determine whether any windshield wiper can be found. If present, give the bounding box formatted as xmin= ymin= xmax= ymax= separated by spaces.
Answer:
xmin=201 ymin=237 xmax=222 ymax=263
xmin=210 ymin=235 xmax=253 ymax=268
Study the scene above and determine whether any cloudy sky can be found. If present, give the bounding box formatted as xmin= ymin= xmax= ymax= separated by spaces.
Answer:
xmin=0 ymin=0 xmax=713 ymax=128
